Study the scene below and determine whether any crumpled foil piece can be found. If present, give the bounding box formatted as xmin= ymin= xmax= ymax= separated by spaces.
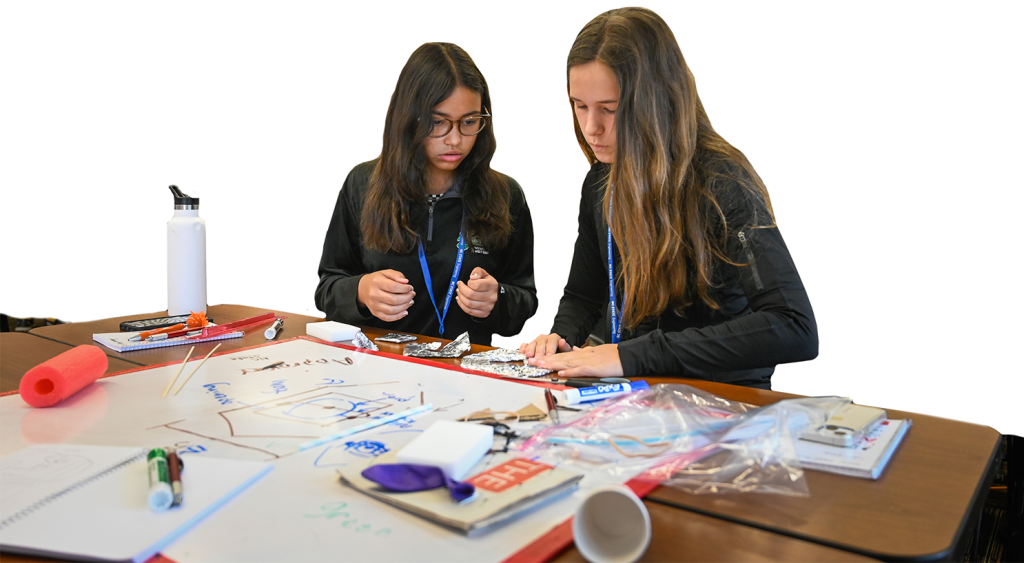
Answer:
xmin=375 ymin=333 xmax=417 ymax=344
xmin=403 ymin=332 xmax=470 ymax=358
xmin=460 ymin=347 xmax=554 ymax=378
xmin=464 ymin=362 xmax=557 ymax=378
xmin=352 ymin=331 xmax=379 ymax=351
xmin=462 ymin=348 xmax=527 ymax=363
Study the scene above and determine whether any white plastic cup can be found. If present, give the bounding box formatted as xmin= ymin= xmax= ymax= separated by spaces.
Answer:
xmin=573 ymin=484 xmax=652 ymax=563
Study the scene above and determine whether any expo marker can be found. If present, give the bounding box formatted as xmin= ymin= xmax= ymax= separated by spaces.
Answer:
xmin=147 ymin=448 xmax=174 ymax=512
xmin=561 ymin=380 xmax=650 ymax=406
xmin=298 ymin=404 xmax=435 ymax=451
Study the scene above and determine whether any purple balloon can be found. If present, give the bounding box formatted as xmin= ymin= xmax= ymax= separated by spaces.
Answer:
xmin=362 ymin=463 xmax=475 ymax=502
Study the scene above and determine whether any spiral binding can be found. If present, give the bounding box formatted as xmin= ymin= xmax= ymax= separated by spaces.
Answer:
xmin=0 ymin=447 xmax=145 ymax=531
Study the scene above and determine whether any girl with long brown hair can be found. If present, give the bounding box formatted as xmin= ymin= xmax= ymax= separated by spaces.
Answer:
xmin=315 ymin=43 xmax=537 ymax=345
xmin=521 ymin=8 xmax=817 ymax=388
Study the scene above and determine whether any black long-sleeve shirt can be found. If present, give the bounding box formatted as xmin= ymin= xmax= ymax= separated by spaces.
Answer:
xmin=315 ymin=160 xmax=538 ymax=346
xmin=551 ymin=162 xmax=818 ymax=388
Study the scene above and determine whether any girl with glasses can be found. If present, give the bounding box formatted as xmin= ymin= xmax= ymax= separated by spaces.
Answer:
xmin=316 ymin=43 xmax=537 ymax=345
xmin=521 ymin=8 xmax=817 ymax=389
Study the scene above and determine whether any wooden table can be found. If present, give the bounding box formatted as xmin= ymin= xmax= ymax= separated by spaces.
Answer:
xmin=28 ymin=304 xmax=326 ymax=368
xmin=635 ymin=378 xmax=1001 ymax=561
xmin=553 ymin=501 xmax=878 ymax=562
xmin=0 ymin=332 xmax=139 ymax=394
xmin=6 ymin=314 xmax=1001 ymax=562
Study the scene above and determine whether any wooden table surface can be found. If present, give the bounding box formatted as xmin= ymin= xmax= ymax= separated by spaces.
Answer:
xmin=553 ymin=501 xmax=878 ymax=562
xmin=6 ymin=315 xmax=1001 ymax=562
xmin=28 ymin=304 xmax=326 ymax=368
xmin=0 ymin=332 xmax=140 ymax=394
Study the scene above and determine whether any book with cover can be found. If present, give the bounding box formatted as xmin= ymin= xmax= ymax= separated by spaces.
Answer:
xmin=93 ymin=329 xmax=242 ymax=353
xmin=796 ymin=418 xmax=912 ymax=479
xmin=0 ymin=444 xmax=271 ymax=562
xmin=338 ymin=452 xmax=583 ymax=537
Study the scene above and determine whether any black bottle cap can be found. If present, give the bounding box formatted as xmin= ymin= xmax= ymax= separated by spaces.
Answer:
xmin=169 ymin=185 xmax=199 ymax=206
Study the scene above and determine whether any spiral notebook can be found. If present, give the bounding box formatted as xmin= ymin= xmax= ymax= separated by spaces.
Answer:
xmin=93 ymin=329 xmax=242 ymax=352
xmin=0 ymin=444 xmax=271 ymax=562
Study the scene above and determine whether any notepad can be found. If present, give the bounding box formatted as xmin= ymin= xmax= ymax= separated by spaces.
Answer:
xmin=0 ymin=444 xmax=271 ymax=562
xmin=338 ymin=451 xmax=583 ymax=536
xmin=796 ymin=419 xmax=912 ymax=479
xmin=93 ymin=329 xmax=242 ymax=352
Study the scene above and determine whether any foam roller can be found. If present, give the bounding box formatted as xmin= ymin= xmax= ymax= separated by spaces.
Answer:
xmin=20 ymin=345 xmax=108 ymax=407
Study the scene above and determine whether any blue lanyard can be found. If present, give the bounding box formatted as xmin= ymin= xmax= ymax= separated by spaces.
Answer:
xmin=417 ymin=212 xmax=466 ymax=336
xmin=607 ymin=191 xmax=623 ymax=344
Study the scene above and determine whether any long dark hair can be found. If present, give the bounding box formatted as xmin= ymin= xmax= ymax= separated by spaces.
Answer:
xmin=362 ymin=42 xmax=512 ymax=253
xmin=568 ymin=7 xmax=774 ymax=329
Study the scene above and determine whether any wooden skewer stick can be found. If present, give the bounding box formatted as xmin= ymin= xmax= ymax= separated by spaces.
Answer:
xmin=173 ymin=343 xmax=222 ymax=396
xmin=162 ymin=346 xmax=195 ymax=399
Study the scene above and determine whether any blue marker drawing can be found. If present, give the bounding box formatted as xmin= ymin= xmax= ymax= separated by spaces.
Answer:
xmin=343 ymin=440 xmax=389 ymax=458
xmin=283 ymin=397 xmax=383 ymax=421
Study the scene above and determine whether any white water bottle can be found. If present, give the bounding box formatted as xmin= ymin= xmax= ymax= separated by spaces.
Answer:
xmin=167 ymin=185 xmax=207 ymax=315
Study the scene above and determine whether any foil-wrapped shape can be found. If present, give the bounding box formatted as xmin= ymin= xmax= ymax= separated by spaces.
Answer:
xmin=402 ymin=341 xmax=441 ymax=355
xmin=462 ymin=348 xmax=527 ymax=363
xmin=403 ymin=332 xmax=470 ymax=358
xmin=352 ymin=331 xmax=379 ymax=351
xmin=375 ymin=333 xmax=418 ymax=344
xmin=461 ymin=347 xmax=554 ymax=378
xmin=460 ymin=360 xmax=554 ymax=378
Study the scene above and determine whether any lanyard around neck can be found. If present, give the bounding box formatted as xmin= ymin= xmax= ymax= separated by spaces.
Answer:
xmin=417 ymin=211 xmax=466 ymax=336
xmin=607 ymin=191 xmax=623 ymax=344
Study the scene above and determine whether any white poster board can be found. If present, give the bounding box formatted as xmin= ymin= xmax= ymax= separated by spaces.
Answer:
xmin=0 ymin=338 xmax=608 ymax=562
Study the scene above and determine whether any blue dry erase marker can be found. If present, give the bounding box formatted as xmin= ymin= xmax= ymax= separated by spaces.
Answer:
xmin=562 ymin=380 xmax=649 ymax=405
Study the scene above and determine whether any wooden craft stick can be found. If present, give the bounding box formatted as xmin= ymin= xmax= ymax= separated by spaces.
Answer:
xmin=162 ymin=346 xmax=195 ymax=398
xmin=173 ymin=343 xmax=221 ymax=396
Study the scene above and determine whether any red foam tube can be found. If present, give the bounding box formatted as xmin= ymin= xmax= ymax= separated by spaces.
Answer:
xmin=20 ymin=345 xmax=108 ymax=407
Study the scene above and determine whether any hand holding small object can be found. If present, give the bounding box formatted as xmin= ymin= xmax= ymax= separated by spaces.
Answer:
xmin=358 ymin=270 xmax=415 ymax=322
xmin=455 ymin=267 xmax=498 ymax=318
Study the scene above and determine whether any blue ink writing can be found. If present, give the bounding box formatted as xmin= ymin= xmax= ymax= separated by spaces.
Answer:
xmin=203 ymin=382 xmax=234 ymax=405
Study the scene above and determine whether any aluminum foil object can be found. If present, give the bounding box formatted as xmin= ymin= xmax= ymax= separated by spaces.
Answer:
xmin=375 ymin=333 xmax=418 ymax=344
xmin=352 ymin=331 xmax=379 ymax=351
xmin=403 ymin=332 xmax=471 ymax=358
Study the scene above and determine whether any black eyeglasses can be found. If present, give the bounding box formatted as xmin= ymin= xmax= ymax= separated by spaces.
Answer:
xmin=430 ymin=112 xmax=490 ymax=138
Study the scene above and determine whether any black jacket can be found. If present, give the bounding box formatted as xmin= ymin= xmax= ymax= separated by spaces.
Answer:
xmin=315 ymin=161 xmax=538 ymax=346
xmin=551 ymin=162 xmax=818 ymax=388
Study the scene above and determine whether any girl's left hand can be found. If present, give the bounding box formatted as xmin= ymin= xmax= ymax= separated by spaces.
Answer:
xmin=456 ymin=267 xmax=499 ymax=318
xmin=527 ymin=344 xmax=623 ymax=378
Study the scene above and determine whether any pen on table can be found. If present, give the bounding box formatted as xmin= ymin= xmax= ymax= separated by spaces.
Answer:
xmin=298 ymin=404 xmax=434 ymax=451
xmin=556 ymin=377 xmax=632 ymax=388
xmin=544 ymin=389 xmax=560 ymax=425
xmin=264 ymin=318 xmax=284 ymax=340
xmin=129 ymin=323 xmax=186 ymax=342
xmin=258 ymin=361 xmax=284 ymax=371
xmin=166 ymin=449 xmax=184 ymax=507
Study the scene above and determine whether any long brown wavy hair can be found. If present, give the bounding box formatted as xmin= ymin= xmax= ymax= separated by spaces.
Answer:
xmin=569 ymin=7 xmax=774 ymax=329
xmin=362 ymin=43 xmax=511 ymax=253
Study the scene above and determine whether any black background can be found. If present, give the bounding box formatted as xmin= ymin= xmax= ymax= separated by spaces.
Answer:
xmin=8 ymin=5 xmax=1007 ymax=436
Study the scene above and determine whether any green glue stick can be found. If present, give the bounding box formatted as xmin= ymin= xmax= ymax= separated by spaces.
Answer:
xmin=147 ymin=448 xmax=174 ymax=512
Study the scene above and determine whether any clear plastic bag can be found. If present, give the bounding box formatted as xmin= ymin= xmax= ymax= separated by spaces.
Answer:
xmin=517 ymin=384 xmax=848 ymax=497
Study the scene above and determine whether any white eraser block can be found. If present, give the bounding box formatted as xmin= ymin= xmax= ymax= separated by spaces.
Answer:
xmin=396 ymin=420 xmax=494 ymax=481
xmin=306 ymin=321 xmax=359 ymax=342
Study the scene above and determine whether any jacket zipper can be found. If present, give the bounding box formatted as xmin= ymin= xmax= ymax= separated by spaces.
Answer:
xmin=737 ymin=230 xmax=763 ymax=291
xmin=427 ymin=201 xmax=436 ymax=242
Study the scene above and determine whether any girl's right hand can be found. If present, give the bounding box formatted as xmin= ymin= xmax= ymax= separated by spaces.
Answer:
xmin=519 ymin=333 xmax=572 ymax=358
xmin=358 ymin=270 xmax=415 ymax=322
